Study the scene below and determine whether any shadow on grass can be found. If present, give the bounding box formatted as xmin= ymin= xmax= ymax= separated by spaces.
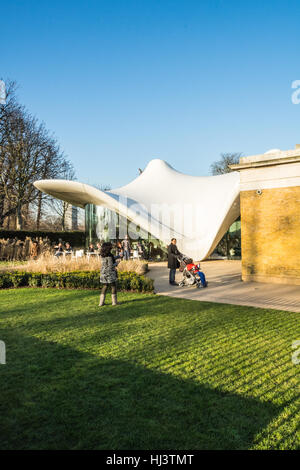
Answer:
xmin=0 ymin=332 xmax=281 ymax=450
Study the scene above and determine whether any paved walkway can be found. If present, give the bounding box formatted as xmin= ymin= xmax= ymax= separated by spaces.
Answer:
xmin=147 ymin=260 xmax=300 ymax=313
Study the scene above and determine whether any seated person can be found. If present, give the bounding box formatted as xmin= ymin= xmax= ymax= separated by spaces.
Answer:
xmin=87 ymin=243 xmax=97 ymax=256
xmin=186 ymin=260 xmax=207 ymax=287
xmin=96 ymin=242 xmax=102 ymax=256
xmin=54 ymin=242 xmax=64 ymax=257
xmin=65 ymin=242 xmax=73 ymax=256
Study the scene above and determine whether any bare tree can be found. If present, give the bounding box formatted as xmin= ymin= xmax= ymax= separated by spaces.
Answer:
xmin=0 ymin=79 xmax=75 ymax=230
xmin=34 ymin=138 xmax=67 ymax=229
xmin=0 ymin=80 xmax=18 ymax=226
xmin=0 ymin=104 xmax=43 ymax=228
xmin=45 ymin=160 xmax=76 ymax=230
xmin=210 ymin=152 xmax=242 ymax=175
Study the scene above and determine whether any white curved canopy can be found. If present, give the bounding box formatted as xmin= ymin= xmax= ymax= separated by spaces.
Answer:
xmin=34 ymin=159 xmax=240 ymax=260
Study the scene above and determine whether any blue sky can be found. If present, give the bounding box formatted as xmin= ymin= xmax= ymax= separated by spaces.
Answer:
xmin=1 ymin=0 xmax=300 ymax=188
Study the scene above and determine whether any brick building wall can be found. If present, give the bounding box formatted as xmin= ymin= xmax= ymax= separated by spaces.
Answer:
xmin=241 ymin=185 xmax=300 ymax=285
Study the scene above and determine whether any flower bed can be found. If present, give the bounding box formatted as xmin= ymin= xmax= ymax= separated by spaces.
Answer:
xmin=0 ymin=270 xmax=154 ymax=292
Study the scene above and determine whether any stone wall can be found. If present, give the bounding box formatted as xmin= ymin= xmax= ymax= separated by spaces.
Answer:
xmin=241 ymin=186 xmax=300 ymax=285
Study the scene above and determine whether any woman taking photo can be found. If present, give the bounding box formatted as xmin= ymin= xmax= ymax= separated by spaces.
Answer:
xmin=99 ymin=241 xmax=119 ymax=306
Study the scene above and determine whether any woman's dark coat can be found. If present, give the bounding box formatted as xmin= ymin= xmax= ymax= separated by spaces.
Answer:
xmin=167 ymin=243 xmax=181 ymax=269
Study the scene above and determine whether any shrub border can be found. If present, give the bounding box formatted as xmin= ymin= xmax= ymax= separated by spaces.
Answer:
xmin=0 ymin=270 xmax=154 ymax=292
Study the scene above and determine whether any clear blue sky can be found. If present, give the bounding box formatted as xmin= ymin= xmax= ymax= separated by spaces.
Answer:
xmin=2 ymin=0 xmax=300 ymax=188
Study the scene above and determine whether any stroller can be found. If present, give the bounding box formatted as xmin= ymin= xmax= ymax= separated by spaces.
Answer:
xmin=178 ymin=254 xmax=208 ymax=289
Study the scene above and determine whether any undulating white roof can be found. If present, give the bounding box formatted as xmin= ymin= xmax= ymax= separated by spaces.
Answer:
xmin=34 ymin=159 xmax=240 ymax=260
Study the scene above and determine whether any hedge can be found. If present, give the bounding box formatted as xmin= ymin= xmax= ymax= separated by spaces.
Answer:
xmin=0 ymin=230 xmax=85 ymax=246
xmin=0 ymin=270 xmax=154 ymax=292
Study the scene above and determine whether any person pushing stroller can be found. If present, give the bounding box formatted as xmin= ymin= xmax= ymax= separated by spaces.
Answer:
xmin=167 ymin=238 xmax=182 ymax=286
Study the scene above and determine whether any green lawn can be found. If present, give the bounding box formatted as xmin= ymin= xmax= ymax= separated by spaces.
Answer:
xmin=0 ymin=288 xmax=299 ymax=450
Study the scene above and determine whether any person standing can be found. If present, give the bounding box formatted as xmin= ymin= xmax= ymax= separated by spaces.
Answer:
xmin=167 ymin=238 xmax=181 ymax=286
xmin=99 ymin=242 xmax=119 ymax=306
xmin=116 ymin=240 xmax=123 ymax=258
xmin=121 ymin=235 xmax=131 ymax=261
xmin=137 ymin=239 xmax=145 ymax=259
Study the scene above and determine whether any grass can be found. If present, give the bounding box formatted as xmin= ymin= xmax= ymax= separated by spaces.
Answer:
xmin=0 ymin=288 xmax=299 ymax=450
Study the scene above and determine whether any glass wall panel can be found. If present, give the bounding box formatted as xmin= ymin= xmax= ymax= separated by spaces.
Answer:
xmin=85 ymin=203 xmax=167 ymax=260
